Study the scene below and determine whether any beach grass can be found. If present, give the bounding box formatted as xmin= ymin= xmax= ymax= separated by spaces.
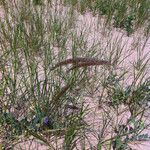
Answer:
xmin=0 ymin=0 xmax=150 ymax=149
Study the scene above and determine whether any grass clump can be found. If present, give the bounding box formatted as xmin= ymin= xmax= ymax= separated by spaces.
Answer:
xmin=0 ymin=0 xmax=150 ymax=149
xmin=63 ymin=0 xmax=150 ymax=36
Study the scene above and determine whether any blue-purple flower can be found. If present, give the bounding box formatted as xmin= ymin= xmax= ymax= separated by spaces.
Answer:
xmin=44 ymin=116 xmax=49 ymax=125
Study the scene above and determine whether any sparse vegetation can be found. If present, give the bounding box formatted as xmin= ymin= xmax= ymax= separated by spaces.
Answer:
xmin=0 ymin=0 xmax=150 ymax=149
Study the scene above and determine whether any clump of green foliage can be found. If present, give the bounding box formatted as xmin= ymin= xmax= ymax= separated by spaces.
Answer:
xmin=63 ymin=0 xmax=150 ymax=36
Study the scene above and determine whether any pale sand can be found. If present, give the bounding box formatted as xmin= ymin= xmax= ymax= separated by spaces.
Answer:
xmin=0 ymin=2 xmax=150 ymax=150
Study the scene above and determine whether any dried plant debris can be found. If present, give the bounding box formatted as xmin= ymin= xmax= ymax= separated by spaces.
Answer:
xmin=51 ymin=57 xmax=111 ymax=71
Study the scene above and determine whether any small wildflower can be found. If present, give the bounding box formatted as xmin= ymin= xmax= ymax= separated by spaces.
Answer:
xmin=44 ymin=116 xmax=49 ymax=125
